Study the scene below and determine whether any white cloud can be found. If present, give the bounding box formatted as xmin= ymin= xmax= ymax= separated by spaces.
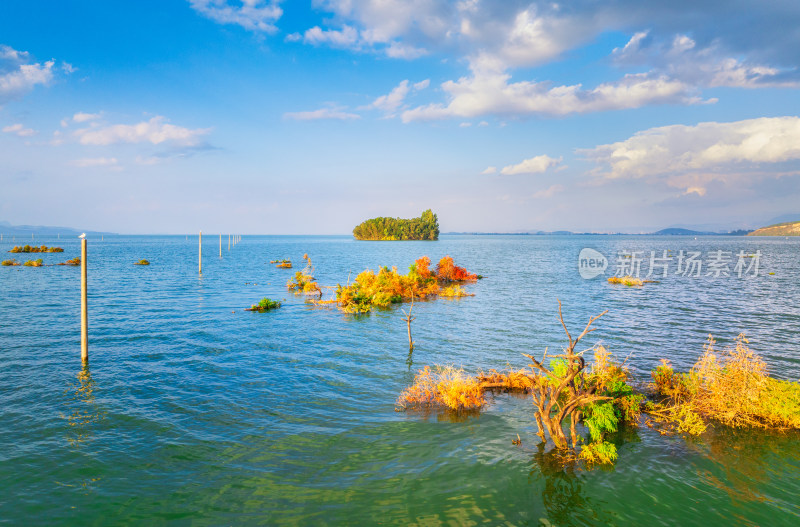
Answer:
xmin=481 ymin=166 xmax=497 ymax=175
xmin=386 ymin=41 xmax=427 ymax=59
xmin=459 ymin=122 xmax=471 ymax=127
xmin=363 ymin=80 xmax=409 ymax=115
xmin=74 ymin=116 xmax=211 ymax=146
xmin=362 ymin=79 xmax=430 ymax=116
xmin=303 ymin=25 xmax=360 ymax=47
xmin=189 ymin=0 xmax=282 ymax=32
xmin=2 ymin=123 xmax=36 ymax=137
xmin=413 ymin=79 xmax=430 ymax=90
xmin=73 ymin=112 xmax=101 ymax=123
xmin=283 ymin=107 xmax=361 ymax=121
xmin=69 ymin=157 xmax=118 ymax=168
xmin=581 ymin=116 xmax=800 ymax=186
xmin=531 ymin=184 xmax=564 ymax=199
xmin=0 ymin=44 xmax=56 ymax=104
xmin=500 ymin=154 xmax=562 ymax=175
xmin=402 ymin=64 xmax=701 ymax=122
xmin=613 ymin=31 xmax=799 ymax=89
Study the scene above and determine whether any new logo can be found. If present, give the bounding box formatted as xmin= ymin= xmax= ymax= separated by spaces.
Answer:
xmin=578 ymin=248 xmax=607 ymax=279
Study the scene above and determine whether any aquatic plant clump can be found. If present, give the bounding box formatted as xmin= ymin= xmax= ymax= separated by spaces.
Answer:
xmin=23 ymin=259 xmax=44 ymax=267
xmin=2 ymin=259 xmax=20 ymax=266
xmin=9 ymin=245 xmax=63 ymax=253
xmin=58 ymin=257 xmax=81 ymax=266
xmin=396 ymin=366 xmax=486 ymax=411
xmin=287 ymin=271 xmax=320 ymax=294
xmin=271 ymin=259 xmax=292 ymax=268
xmin=648 ymin=335 xmax=800 ymax=433
xmin=396 ymin=304 xmax=643 ymax=466
xmin=332 ymin=256 xmax=478 ymax=313
xmin=134 ymin=259 xmax=150 ymax=265
xmin=608 ymin=276 xmax=644 ymax=286
xmin=246 ymin=297 xmax=281 ymax=312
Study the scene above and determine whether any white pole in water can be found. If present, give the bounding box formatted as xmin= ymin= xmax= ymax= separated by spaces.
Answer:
xmin=81 ymin=238 xmax=88 ymax=363
xmin=219 ymin=234 xmax=222 ymax=258
xmin=199 ymin=231 xmax=203 ymax=275
xmin=228 ymin=234 xmax=230 ymax=251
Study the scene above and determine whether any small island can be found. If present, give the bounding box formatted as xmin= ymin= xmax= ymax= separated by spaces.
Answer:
xmin=352 ymin=209 xmax=439 ymax=241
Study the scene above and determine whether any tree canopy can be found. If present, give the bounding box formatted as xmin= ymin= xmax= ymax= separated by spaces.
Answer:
xmin=352 ymin=209 xmax=439 ymax=241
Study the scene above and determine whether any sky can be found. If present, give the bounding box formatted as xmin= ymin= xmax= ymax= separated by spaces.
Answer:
xmin=1 ymin=0 xmax=799 ymax=234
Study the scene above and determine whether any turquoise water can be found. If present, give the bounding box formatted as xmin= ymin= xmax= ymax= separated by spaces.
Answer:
xmin=2 ymin=235 xmax=799 ymax=525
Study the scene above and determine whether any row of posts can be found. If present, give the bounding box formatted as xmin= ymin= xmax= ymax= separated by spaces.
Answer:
xmin=79 ymin=232 xmax=242 ymax=363
xmin=199 ymin=232 xmax=241 ymax=275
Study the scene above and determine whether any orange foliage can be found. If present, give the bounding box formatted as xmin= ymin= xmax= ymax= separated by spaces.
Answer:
xmin=396 ymin=366 xmax=486 ymax=411
xmin=436 ymin=256 xmax=478 ymax=281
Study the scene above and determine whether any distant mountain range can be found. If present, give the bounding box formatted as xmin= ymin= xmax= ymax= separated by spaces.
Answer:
xmin=0 ymin=221 xmax=114 ymax=236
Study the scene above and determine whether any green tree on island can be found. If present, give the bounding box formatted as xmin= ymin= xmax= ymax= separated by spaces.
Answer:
xmin=352 ymin=209 xmax=439 ymax=240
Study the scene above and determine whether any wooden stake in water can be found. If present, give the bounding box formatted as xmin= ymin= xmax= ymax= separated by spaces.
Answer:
xmin=219 ymin=234 xmax=222 ymax=257
xmin=228 ymin=234 xmax=231 ymax=251
xmin=81 ymin=238 xmax=88 ymax=362
xmin=199 ymin=231 xmax=203 ymax=275
xmin=401 ymin=296 xmax=416 ymax=353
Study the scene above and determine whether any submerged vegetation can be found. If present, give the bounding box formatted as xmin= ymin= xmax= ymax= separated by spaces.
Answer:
xmin=58 ymin=257 xmax=81 ymax=266
xmin=287 ymin=254 xmax=320 ymax=294
xmin=2 ymin=259 xmax=20 ymax=266
xmin=330 ymin=256 xmax=479 ymax=313
xmin=397 ymin=302 xmax=800 ymax=467
xmin=271 ymin=259 xmax=292 ymax=268
xmin=23 ymin=259 xmax=44 ymax=267
xmin=246 ymin=297 xmax=281 ymax=312
xmin=134 ymin=259 xmax=150 ymax=265
xmin=352 ymin=209 xmax=439 ymax=241
xmin=8 ymin=245 xmax=64 ymax=253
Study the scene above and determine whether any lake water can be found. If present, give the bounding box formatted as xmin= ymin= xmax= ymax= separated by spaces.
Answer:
xmin=2 ymin=234 xmax=799 ymax=525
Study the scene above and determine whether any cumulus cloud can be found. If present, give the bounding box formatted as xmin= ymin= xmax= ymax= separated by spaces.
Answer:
xmin=189 ymin=0 xmax=282 ymax=32
xmin=74 ymin=116 xmax=211 ymax=146
xmin=73 ymin=112 xmax=101 ymax=123
xmin=402 ymin=65 xmax=702 ymax=122
xmin=0 ymin=45 xmax=57 ymax=105
xmin=302 ymin=25 xmax=360 ymax=47
xmin=581 ymin=116 xmax=800 ymax=194
xmin=2 ymin=123 xmax=36 ymax=137
xmin=481 ymin=166 xmax=497 ymax=175
xmin=283 ymin=107 xmax=361 ymax=121
xmin=582 ymin=116 xmax=800 ymax=179
xmin=69 ymin=157 xmax=118 ymax=168
xmin=301 ymin=2 xmax=800 ymax=121
xmin=500 ymin=154 xmax=562 ymax=175
xmin=361 ymin=79 xmax=429 ymax=116
xmin=613 ymin=31 xmax=799 ymax=88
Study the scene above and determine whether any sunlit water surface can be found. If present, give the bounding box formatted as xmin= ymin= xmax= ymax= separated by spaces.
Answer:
xmin=1 ymin=235 xmax=799 ymax=525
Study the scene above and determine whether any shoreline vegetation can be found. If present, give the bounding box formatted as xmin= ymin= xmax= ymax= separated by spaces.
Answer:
xmin=397 ymin=302 xmax=800 ymax=466
xmin=353 ymin=209 xmax=439 ymax=241
xmin=747 ymin=220 xmax=800 ymax=236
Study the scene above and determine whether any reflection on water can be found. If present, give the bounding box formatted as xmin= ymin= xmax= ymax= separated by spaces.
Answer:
xmin=691 ymin=426 xmax=800 ymax=503
xmin=530 ymin=444 xmax=617 ymax=526
xmin=63 ymin=365 xmax=106 ymax=448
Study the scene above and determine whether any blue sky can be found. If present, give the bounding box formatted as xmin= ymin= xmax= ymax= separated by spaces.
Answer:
xmin=1 ymin=0 xmax=799 ymax=234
